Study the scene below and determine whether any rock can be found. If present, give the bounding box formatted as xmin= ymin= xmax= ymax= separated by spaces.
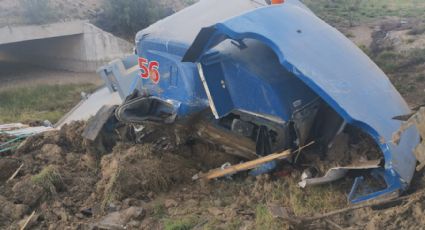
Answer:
xmin=122 ymin=206 xmax=145 ymax=220
xmin=208 ymin=207 xmax=224 ymax=217
xmin=80 ymin=207 xmax=93 ymax=217
xmin=164 ymin=199 xmax=178 ymax=208
xmin=75 ymin=213 xmax=85 ymax=219
xmin=127 ymin=220 xmax=141 ymax=228
xmin=267 ymin=204 xmax=291 ymax=219
xmin=95 ymin=207 xmax=145 ymax=229
xmin=107 ymin=202 xmax=121 ymax=213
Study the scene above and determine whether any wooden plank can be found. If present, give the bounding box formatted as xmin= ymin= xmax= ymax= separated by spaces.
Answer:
xmin=7 ymin=164 xmax=24 ymax=182
xmin=199 ymin=149 xmax=292 ymax=180
xmin=195 ymin=118 xmax=258 ymax=160
xmin=20 ymin=211 xmax=35 ymax=230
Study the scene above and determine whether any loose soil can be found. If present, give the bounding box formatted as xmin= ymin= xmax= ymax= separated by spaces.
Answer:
xmin=0 ymin=121 xmax=424 ymax=229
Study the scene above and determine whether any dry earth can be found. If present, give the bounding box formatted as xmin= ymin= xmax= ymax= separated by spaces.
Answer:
xmin=0 ymin=121 xmax=424 ymax=229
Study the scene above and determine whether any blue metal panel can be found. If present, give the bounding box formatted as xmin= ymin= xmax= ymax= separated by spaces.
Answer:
xmin=200 ymin=39 xmax=318 ymax=121
xmin=200 ymin=60 xmax=235 ymax=117
xmin=136 ymin=39 xmax=209 ymax=117
xmin=184 ymin=1 xmax=420 ymax=201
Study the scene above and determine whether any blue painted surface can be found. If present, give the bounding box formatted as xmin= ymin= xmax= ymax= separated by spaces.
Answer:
xmin=184 ymin=2 xmax=419 ymax=202
xmin=135 ymin=40 xmax=209 ymax=117
xmin=129 ymin=0 xmax=419 ymax=202
xmin=200 ymin=39 xmax=318 ymax=121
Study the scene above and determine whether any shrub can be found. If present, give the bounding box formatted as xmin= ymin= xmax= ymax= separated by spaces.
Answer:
xmin=416 ymin=75 xmax=425 ymax=82
xmin=374 ymin=50 xmax=402 ymax=73
xmin=408 ymin=24 xmax=425 ymax=35
xmin=96 ymin=0 xmax=171 ymax=39
xmin=403 ymin=49 xmax=425 ymax=67
xmin=19 ymin=0 xmax=57 ymax=24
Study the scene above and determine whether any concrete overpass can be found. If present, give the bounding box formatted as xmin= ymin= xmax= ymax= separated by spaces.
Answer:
xmin=0 ymin=21 xmax=132 ymax=72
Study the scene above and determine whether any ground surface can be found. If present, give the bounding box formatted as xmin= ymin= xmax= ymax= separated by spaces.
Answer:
xmin=0 ymin=62 xmax=101 ymax=123
xmin=1 ymin=0 xmax=425 ymax=230
xmin=0 ymin=122 xmax=424 ymax=229
xmin=303 ymin=0 xmax=425 ymax=107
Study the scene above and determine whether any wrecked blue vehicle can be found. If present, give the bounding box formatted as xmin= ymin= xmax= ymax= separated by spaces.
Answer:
xmin=98 ymin=0 xmax=420 ymax=203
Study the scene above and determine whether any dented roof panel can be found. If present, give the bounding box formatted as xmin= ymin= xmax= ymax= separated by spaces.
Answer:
xmin=136 ymin=0 xmax=267 ymax=45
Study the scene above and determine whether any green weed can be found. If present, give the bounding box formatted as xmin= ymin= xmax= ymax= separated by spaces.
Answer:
xmin=31 ymin=165 xmax=63 ymax=195
xmin=163 ymin=217 xmax=196 ymax=230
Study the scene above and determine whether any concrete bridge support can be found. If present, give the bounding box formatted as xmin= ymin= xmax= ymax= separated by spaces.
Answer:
xmin=0 ymin=21 xmax=132 ymax=72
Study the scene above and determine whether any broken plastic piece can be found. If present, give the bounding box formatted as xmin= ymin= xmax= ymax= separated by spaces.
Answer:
xmin=115 ymin=96 xmax=178 ymax=124
xmin=393 ymin=107 xmax=425 ymax=171
xmin=298 ymin=160 xmax=381 ymax=188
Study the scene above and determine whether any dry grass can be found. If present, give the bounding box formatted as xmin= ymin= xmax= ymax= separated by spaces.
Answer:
xmin=303 ymin=0 xmax=425 ymax=27
xmin=0 ymin=84 xmax=97 ymax=123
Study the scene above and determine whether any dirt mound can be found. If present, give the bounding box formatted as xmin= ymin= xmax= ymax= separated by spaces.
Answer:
xmin=0 ymin=121 xmax=241 ymax=228
xmin=0 ymin=158 xmax=20 ymax=182
xmin=1 ymin=120 xmax=425 ymax=229
xmin=96 ymin=143 xmax=199 ymax=210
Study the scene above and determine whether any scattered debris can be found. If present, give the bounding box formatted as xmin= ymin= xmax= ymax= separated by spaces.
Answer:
xmin=267 ymin=204 xmax=291 ymax=219
xmin=298 ymin=160 xmax=381 ymax=188
xmin=7 ymin=163 xmax=24 ymax=182
xmin=0 ymin=123 xmax=29 ymax=131
xmin=82 ymin=105 xmax=117 ymax=141
xmin=0 ymin=120 xmax=423 ymax=228
xmin=94 ymin=207 xmax=144 ymax=230
xmin=1 ymin=0 xmax=425 ymax=229
xmin=282 ymin=189 xmax=425 ymax=228
xmin=19 ymin=211 xmax=35 ymax=230
xmin=393 ymin=107 xmax=425 ymax=171
xmin=0 ymin=122 xmax=55 ymax=153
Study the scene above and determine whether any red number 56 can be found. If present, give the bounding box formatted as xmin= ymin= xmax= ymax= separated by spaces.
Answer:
xmin=138 ymin=57 xmax=160 ymax=84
